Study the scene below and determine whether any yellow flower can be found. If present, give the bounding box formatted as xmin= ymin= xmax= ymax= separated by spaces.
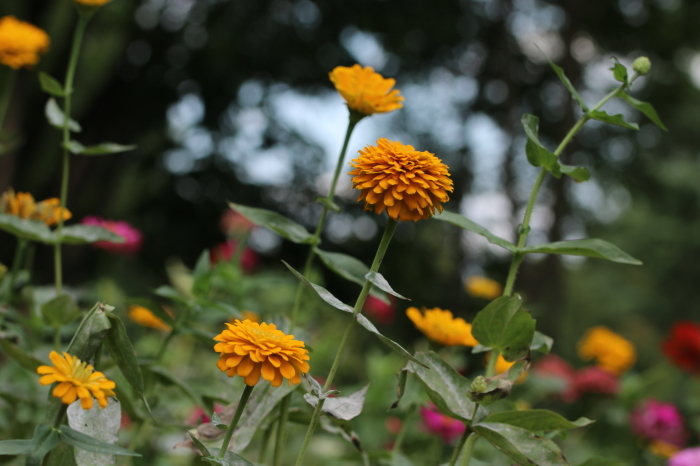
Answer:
xmin=0 ymin=16 xmax=50 ymax=69
xmin=329 ymin=64 xmax=403 ymax=115
xmin=127 ymin=305 xmax=171 ymax=331
xmin=406 ymin=307 xmax=477 ymax=347
xmin=37 ymin=351 xmax=116 ymax=410
xmin=0 ymin=188 xmax=71 ymax=226
xmin=214 ymin=320 xmax=310 ymax=387
xmin=465 ymin=276 xmax=502 ymax=300
xmin=494 ymin=354 xmax=528 ymax=384
xmin=577 ymin=326 xmax=636 ymax=375
xmin=74 ymin=0 xmax=114 ymax=5
xmin=649 ymin=440 xmax=680 ymax=458
xmin=348 ymin=138 xmax=454 ymax=222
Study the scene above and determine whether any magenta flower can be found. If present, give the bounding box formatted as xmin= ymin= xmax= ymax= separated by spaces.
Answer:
xmin=563 ymin=366 xmax=619 ymax=402
xmin=420 ymin=404 xmax=465 ymax=444
xmin=209 ymin=240 xmax=259 ymax=273
xmin=669 ymin=447 xmax=700 ymax=466
xmin=363 ymin=295 xmax=395 ymax=325
xmin=630 ymin=399 xmax=688 ymax=447
xmin=81 ymin=216 xmax=142 ymax=255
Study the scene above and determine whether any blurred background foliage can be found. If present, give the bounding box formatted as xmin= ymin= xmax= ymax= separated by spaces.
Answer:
xmin=0 ymin=0 xmax=697 ymax=420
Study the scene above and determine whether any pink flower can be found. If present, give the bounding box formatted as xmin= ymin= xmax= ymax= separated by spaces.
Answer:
xmin=534 ymin=354 xmax=576 ymax=380
xmin=363 ymin=295 xmax=395 ymax=325
xmin=210 ymin=240 xmax=259 ymax=273
xmin=187 ymin=404 xmax=224 ymax=426
xmin=420 ymin=404 xmax=465 ymax=444
xmin=563 ymin=366 xmax=619 ymax=402
xmin=669 ymin=447 xmax=700 ymax=466
xmin=81 ymin=216 xmax=142 ymax=255
xmin=630 ymin=399 xmax=688 ymax=447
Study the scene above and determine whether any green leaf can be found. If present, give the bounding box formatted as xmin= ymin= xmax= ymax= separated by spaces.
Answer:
xmin=558 ymin=162 xmax=590 ymax=182
xmin=483 ymin=410 xmax=593 ymax=432
xmin=39 ymin=72 xmax=66 ymax=97
xmin=0 ymin=338 xmax=45 ymax=371
xmin=576 ymin=458 xmax=626 ymax=466
xmin=65 ymin=303 xmax=112 ymax=362
xmin=44 ymin=441 xmax=77 ymax=466
xmin=522 ymin=114 xmax=559 ymax=173
xmin=304 ymin=384 xmax=369 ymax=420
xmin=315 ymin=248 xmax=390 ymax=303
xmin=283 ymin=261 xmax=354 ymax=313
xmin=472 ymin=422 xmax=569 ymax=466
xmin=432 ymin=210 xmax=517 ymax=252
xmin=0 ymin=438 xmax=31 ymax=455
xmin=211 ymin=413 xmax=228 ymax=430
xmin=589 ymin=110 xmax=639 ymax=130
xmin=405 ymin=351 xmax=481 ymax=422
xmin=389 ymin=370 xmax=408 ymax=410
xmin=27 ymin=425 xmax=61 ymax=466
xmin=62 ymin=140 xmax=136 ymax=155
xmin=203 ymin=451 xmax=255 ymax=466
xmin=531 ymin=331 xmax=554 ymax=354
xmin=59 ymin=225 xmax=125 ymax=245
xmin=316 ymin=196 xmax=341 ymax=213
xmin=610 ymin=58 xmax=628 ymax=86
xmin=149 ymin=365 xmax=206 ymax=410
xmin=45 ymin=98 xmax=81 ymax=132
xmin=471 ymin=295 xmax=536 ymax=361
xmin=539 ymin=47 xmax=588 ymax=111
xmin=58 ymin=426 xmax=140 ymax=456
xmin=229 ymin=202 xmax=314 ymax=244
xmin=618 ymin=91 xmax=668 ymax=131
xmin=41 ymin=295 xmax=81 ymax=328
xmin=318 ymin=417 xmax=369 ymax=464
xmin=0 ymin=213 xmax=55 ymax=243
xmin=520 ymin=238 xmax=642 ymax=265
xmin=356 ymin=314 xmax=426 ymax=366
xmin=187 ymin=431 xmax=211 ymax=456
xmin=103 ymin=313 xmax=150 ymax=415
xmin=365 ymin=272 xmax=409 ymax=300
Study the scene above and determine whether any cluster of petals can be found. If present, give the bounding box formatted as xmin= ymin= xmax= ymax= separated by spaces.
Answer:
xmin=214 ymin=319 xmax=310 ymax=387
xmin=670 ymin=447 xmax=700 ymax=466
xmin=37 ymin=351 xmax=116 ymax=410
xmin=577 ymin=326 xmax=636 ymax=375
xmin=661 ymin=321 xmax=700 ymax=374
xmin=406 ymin=307 xmax=476 ymax=347
xmin=0 ymin=16 xmax=49 ymax=69
xmin=465 ymin=276 xmax=503 ymax=300
xmin=81 ymin=216 xmax=142 ymax=254
xmin=534 ymin=354 xmax=619 ymax=402
xmin=0 ymin=188 xmax=71 ymax=226
xmin=128 ymin=305 xmax=170 ymax=331
xmin=420 ymin=403 xmax=465 ymax=444
xmin=349 ymin=138 xmax=453 ymax=222
xmin=630 ymin=399 xmax=688 ymax=447
xmin=329 ymin=64 xmax=403 ymax=115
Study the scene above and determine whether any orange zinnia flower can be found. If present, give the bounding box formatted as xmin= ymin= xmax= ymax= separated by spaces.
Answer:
xmin=0 ymin=16 xmax=50 ymax=69
xmin=0 ymin=188 xmax=71 ymax=226
xmin=406 ymin=307 xmax=477 ymax=347
xmin=329 ymin=64 xmax=403 ymax=115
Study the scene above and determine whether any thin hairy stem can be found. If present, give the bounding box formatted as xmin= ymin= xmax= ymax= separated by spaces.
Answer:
xmin=218 ymin=384 xmax=254 ymax=458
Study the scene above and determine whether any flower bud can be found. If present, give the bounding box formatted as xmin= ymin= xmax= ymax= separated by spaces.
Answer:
xmin=470 ymin=376 xmax=487 ymax=393
xmin=632 ymin=56 xmax=652 ymax=76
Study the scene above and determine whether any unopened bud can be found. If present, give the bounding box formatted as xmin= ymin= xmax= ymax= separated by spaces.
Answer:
xmin=632 ymin=56 xmax=652 ymax=76
xmin=470 ymin=376 xmax=487 ymax=393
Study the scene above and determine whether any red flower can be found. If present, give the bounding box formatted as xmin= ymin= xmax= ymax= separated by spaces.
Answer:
xmin=210 ymin=240 xmax=259 ymax=273
xmin=363 ymin=295 xmax=395 ymax=325
xmin=662 ymin=322 xmax=700 ymax=374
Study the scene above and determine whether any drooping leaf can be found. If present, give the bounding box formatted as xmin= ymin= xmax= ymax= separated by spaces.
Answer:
xmin=389 ymin=370 xmax=408 ymax=410
xmin=0 ymin=213 xmax=55 ymax=243
xmin=355 ymin=314 xmax=426 ymax=366
xmin=187 ymin=431 xmax=211 ymax=456
xmin=472 ymin=422 xmax=569 ymax=466
xmin=315 ymin=249 xmax=390 ymax=304
xmin=58 ymin=426 xmax=140 ymax=456
xmin=63 ymin=141 xmax=135 ymax=155
xmin=211 ymin=413 xmax=228 ymax=430
xmin=610 ymin=58 xmax=629 ymax=86
xmin=618 ymin=91 xmax=668 ymax=131
xmin=432 ymin=210 xmax=517 ymax=252
xmin=45 ymin=98 xmax=81 ymax=132
xmin=26 ymin=425 xmax=61 ymax=466
xmin=471 ymin=295 xmax=536 ymax=361
xmin=558 ymin=162 xmax=591 ymax=182
xmin=404 ymin=351 xmax=481 ymax=422
xmin=531 ymin=331 xmax=554 ymax=354
xmin=482 ymin=410 xmax=593 ymax=432
xmin=0 ymin=338 xmax=45 ymax=371
xmin=589 ymin=110 xmax=639 ymax=130
xmin=365 ymin=272 xmax=409 ymax=300
xmin=65 ymin=303 xmax=112 ymax=362
xmin=319 ymin=417 xmax=370 ymax=466
xmin=520 ymin=238 xmax=642 ymax=265
xmin=58 ymin=225 xmax=124 ymax=245
xmin=539 ymin=47 xmax=588 ymax=111
xmin=304 ymin=384 xmax=369 ymax=420
xmin=522 ymin=114 xmax=559 ymax=173
xmin=0 ymin=438 xmax=31 ymax=455
xmin=39 ymin=72 xmax=67 ymax=97
xmin=229 ymin=202 xmax=314 ymax=244
xmin=41 ymin=295 xmax=81 ymax=328
xmin=283 ymin=261 xmax=354 ymax=313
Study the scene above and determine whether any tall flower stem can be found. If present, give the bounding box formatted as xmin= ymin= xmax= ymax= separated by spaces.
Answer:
xmin=218 ymin=384 xmax=254 ymax=458
xmin=449 ymin=404 xmax=479 ymax=466
xmin=500 ymin=79 xmax=634 ymax=299
xmin=54 ymin=13 xmax=90 ymax=297
xmin=295 ymin=218 xmax=398 ymax=466
xmin=289 ymin=116 xmax=360 ymax=327
xmin=459 ymin=433 xmax=478 ymax=466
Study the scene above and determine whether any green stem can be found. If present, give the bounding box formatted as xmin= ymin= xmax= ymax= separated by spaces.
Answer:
xmin=448 ymin=428 xmax=470 ymax=466
xmin=272 ymin=393 xmax=291 ymax=466
xmin=259 ymin=424 xmax=274 ymax=463
xmin=294 ymin=218 xmax=398 ymax=466
xmin=0 ymin=66 xmax=15 ymax=134
xmin=52 ymin=404 xmax=68 ymax=429
xmin=459 ymin=434 xmax=478 ymax=466
xmin=218 ymin=384 xmax=254 ymax=458
xmin=54 ymin=328 xmax=62 ymax=351
xmin=485 ymin=350 xmax=499 ymax=378
xmin=2 ymin=238 xmax=27 ymax=306
xmin=155 ymin=330 xmax=177 ymax=363
xmin=289 ymin=117 xmax=359 ymax=327
xmin=501 ymin=81 xmax=630 ymax=297
xmin=392 ymin=404 xmax=416 ymax=456
xmin=54 ymin=13 xmax=89 ymax=297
